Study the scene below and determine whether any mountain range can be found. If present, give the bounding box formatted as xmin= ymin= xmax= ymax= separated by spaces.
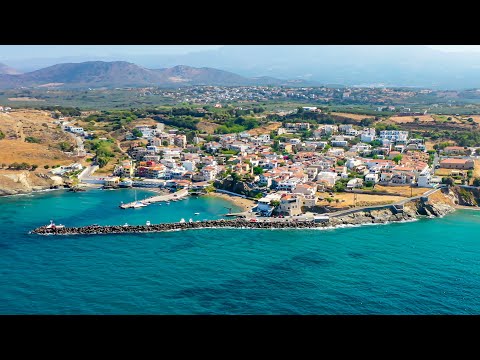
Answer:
xmin=0 ymin=61 xmax=315 ymax=89
xmin=4 ymin=45 xmax=480 ymax=89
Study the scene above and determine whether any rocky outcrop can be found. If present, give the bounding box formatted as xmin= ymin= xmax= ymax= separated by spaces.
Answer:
xmin=448 ymin=186 xmax=480 ymax=207
xmin=0 ymin=170 xmax=66 ymax=196
xmin=214 ymin=179 xmax=259 ymax=197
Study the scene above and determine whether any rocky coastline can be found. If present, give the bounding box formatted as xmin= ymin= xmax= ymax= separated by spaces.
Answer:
xmin=0 ymin=171 xmax=67 ymax=196
xmin=31 ymin=198 xmax=456 ymax=236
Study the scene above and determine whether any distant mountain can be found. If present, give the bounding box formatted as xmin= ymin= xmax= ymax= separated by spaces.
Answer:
xmin=106 ymin=45 xmax=480 ymax=90
xmin=0 ymin=63 xmax=21 ymax=75
xmin=0 ymin=61 xmax=313 ymax=89
xmin=6 ymin=45 xmax=480 ymax=89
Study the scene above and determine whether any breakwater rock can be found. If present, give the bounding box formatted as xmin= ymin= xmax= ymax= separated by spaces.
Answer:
xmin=31 ymin=200 xmax=455 ymax=236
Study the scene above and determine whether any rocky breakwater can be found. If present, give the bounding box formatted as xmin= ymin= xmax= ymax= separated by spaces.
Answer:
xmin=31 ymin=199 xmax=455 ymax=236
xmin=31 ymin=219 xmax=328 ymax=236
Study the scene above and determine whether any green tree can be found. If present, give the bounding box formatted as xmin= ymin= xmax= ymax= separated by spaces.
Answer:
xmin=44 ymin=165 xmax=50 ymax=169
xmin=97 ymin=157 xmax=109 ymax=168
xmin=336 ymin=160 xmax=345 ymax=166
xmin=230 ymin=172 xmax=241 ymax=182
xmin=270 ymin=200 xmax=280 ymax=207
xmin=30 ymin=164 xmax=38 ymax=171
xmin=162 ymin=140 xmax=169 ymax=147
xmin=253 ymin=166 xmax=264 ymax=175
xmin=0 ymin=130 xmax=5 ymax=140
xmin=364 ymin=181 xmax=374 ymax=188
xmin=473 ymin=178 xmax=480 ymax=187
xmin=272 ymin=140 xmax=280 ymax=152
xmin=393 ymin=154 xmax=403 ymax=164
xmin=132 ymin=128 xmax=143 ymax=138
xmin=442 ymin=177 xmax=454 ymax=186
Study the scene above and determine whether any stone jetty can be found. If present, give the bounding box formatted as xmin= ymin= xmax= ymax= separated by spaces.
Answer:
xmin=30 ymin=199 xmax=455 ymax=236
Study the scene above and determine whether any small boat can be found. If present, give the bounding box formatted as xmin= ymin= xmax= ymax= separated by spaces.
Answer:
xmin=132 ymin=201 xmax=147 ymax=208
xmin=45 ymin=220 xmax=65 ymax=229
xmin=194 ymin=212 xmax=200 ymax=215
xmin=189 ymin=218 xmax=193 ymax=223
xmin=146 ymin=220 xmax=151 ymax=226
xmin=179 ymin=218 xmax=186 ymax=223
xmin=123 ymin=222 xmax=129 ymax=227
xmin=166 ymin=202 xmax=170 ymax=205
xmin=131 ymin=190 xmax=147 ymax=208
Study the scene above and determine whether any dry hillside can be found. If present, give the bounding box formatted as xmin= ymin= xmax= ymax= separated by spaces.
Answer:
xmin=0 ymin=109 xmax=76 ymax=167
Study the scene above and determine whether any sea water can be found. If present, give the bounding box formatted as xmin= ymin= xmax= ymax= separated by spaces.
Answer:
xmin=1 ymin=188 xmax=480 ymax=314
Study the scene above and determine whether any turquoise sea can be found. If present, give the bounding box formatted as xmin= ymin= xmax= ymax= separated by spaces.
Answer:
xmin=1 ymin=188 xmax=480 ymax=314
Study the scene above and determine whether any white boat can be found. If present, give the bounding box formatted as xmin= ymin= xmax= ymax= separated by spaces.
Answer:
xmin=123 ymin=222 xmax=129 ymax=227
xmin=131 ymin=190 xmax=147 ymax=208
xmin=146 ymin=220 xmax=151 ymax=226
xmin=45 ymin=220 xmax=65 ymax=229
xmin=189 ymin=218 xmax=193 ymax=223
xmin=194 ymin=212 xmax=200 ymax=215
xmin=179 ymin=218 xmax=185 ymax=223
xmin=132 ymin=201 xmax=147 ymax=208
xmin=166 ymin=202 xmax=170 ymax=205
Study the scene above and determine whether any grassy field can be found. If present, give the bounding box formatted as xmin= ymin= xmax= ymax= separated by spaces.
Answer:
xmin=197 ymin=120 xmax=220 ymax=134
xmin=247 ymin=122 xmax=282 ymax=136
xmin=373 ymin=185 xmax=428 ymax=197
xmin=0 ymin=140 xmax=73 ymax=167
xmin=317 ymin=192 xmax=406 ymax=208
xmin=388 ymin=115 xmax=435 ymax=124
xmin=332 ymin=112 xmax=374 ymax=121
xmin=0 ymin=110 xmax=77 ymax=168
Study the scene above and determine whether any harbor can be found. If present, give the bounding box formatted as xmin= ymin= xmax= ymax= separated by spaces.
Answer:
xmin=119 ymin=189 xmax=189 ymax=209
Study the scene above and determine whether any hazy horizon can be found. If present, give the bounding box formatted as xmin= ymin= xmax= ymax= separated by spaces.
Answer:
xmin=3 ymin=45 xmax=480 ymax=89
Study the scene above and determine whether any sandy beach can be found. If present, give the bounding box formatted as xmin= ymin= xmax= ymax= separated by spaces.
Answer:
xmin=454 ymin=205 xmax=480 ymax=211
xmin=205 ymin=192 xmax=256 ymax=212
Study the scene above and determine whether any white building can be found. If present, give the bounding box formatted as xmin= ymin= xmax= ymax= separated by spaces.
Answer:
xmin=379 ymin=130 xmax=408 ymax=143
xmin=182 ymin=160 xmax=197 ymax=172
xmin=361 ymin=128 xmax=377 ymax=143
xmin=365 ymin=173 xmax=379 ymax=184
xmin=316 ymin=172 xmax=338 ymax=187
xmin=417 ymin=172 xmax=435 ymax=188
xmin=277 ymin=177 xmax=300 ymax=192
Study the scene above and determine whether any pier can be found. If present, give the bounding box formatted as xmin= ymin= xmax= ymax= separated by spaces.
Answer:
xmin=120 ymin=189 xmax=189 ymax=209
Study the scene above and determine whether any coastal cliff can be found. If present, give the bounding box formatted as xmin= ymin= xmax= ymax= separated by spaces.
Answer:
xmin=0 ymin=170 xmax=66 ymax=196
xmin=329 ymin=199 xmax=454 ymax=227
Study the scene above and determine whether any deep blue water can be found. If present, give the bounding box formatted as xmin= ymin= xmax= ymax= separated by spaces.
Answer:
xmin=1 ymin=188 xmax=480 ymax=314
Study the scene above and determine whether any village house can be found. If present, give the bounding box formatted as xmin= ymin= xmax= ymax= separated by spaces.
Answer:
xmin=361 ymin=128 xmax=377 ymax=143
xmin=379 ymin=130 xmax=408 ymax=144
xmin=278 ymin=194 xmax=303 ymax=216
xmin=316 ymin=171 xmax=338 ymax=187
xmin=442 ymin=146 xmax=468 ymax=155
xmin=294 ymin=183 xmax=317 ymax=196
xmin=202 ymin=166 xmax=218 ymax=181
xmin=347 ymin=178 xmax=363 ymax=189
xmin=365 ymin=173 xmax=379 ymax=184
xmin=439 ymin=158 xmax=474 ymax=170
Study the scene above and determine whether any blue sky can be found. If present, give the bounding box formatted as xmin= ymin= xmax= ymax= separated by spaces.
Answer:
xmin=1 ymin=45 xmax=480 ymax=62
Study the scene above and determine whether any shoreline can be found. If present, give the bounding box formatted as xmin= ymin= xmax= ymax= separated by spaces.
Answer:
xmin=454 ymin=205 xmax=480 ymax=211
xmin=204 ymin=191 xmax=256 ymax=212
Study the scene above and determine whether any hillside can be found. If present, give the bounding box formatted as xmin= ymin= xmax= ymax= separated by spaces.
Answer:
xmin=0 ymin=109 xmax=77 ymax=168
xmin=0 ymin=62 xmax=303 ymax=89
xmin=0 ymin=63 xmax=21 ymax=75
